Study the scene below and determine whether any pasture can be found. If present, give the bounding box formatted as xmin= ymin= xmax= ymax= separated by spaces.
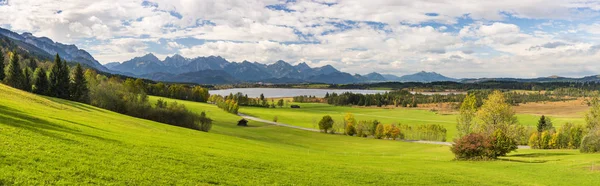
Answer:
xmin=0 ymin=84 xmax=597 ymax=185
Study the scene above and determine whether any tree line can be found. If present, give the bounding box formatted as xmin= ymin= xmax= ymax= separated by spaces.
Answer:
xmin=0 ymin=50 xmax=213 ymax=132
xmin=294 ymin=89 xmax=570 ymax=108
xmin=317 ymin=113 xmax=448 ymax=142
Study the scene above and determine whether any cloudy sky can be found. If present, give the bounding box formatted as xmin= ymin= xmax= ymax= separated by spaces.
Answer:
xmin=2 ymin=0 xmax=600 ymax=78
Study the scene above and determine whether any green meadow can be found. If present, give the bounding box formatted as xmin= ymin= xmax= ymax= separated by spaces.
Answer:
xmin=240 ymin=102 xmax=585 ymax=140
xmin=0 ymin=84 xmax=598 ymax=185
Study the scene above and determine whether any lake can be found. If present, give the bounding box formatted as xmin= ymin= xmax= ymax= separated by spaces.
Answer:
xmin=209 ymin=88 xmax=388 ymax=98
xmin=210 ymin=88 xmax=465 ymax=98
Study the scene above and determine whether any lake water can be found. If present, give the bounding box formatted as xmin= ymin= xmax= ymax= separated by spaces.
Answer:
xmin=209 ymin=88 xmax=388 ymax=98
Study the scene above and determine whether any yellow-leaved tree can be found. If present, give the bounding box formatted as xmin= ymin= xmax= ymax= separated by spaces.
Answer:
xmin=475 ymin=90 xmax=518 ymax=136
xmin=457 ymin=93 xmax=477 ymax=137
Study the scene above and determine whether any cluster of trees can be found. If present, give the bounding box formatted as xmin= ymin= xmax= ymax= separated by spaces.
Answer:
xmin=396 ymin=124 xmax=447 ymax=142
xmin=84 ymin=70 xmax=212 ymax=131
xmin=292 ymin=95 xmax=324 ymax=103
xmin=208 ymin=95 xmax=240 ymax=114
xmin=335 ymin=81 xmax=600 ymax=92
xmin=146 ymin=83 xmax=209 ymax=103
xmin=528 ymin=118 xmax=585 ymax=149
xmin=298 ymin=89 xmax=569 ymax=108
xmin=220 ymin=93 xmax=284 ymax=108
xmin=1 ymin=52 xmax=89 ymax=103
xmin=452 ymin=91 xmax=519 ymax=160
xmin=580 ymin=97 xmax=600 ymax=153
xmin=0 ymin=49 xmax=213 ymax=132
xmin=317 ymin=113 xmax=448 ymax=142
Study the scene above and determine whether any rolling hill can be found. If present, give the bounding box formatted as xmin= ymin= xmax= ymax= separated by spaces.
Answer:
xmin=0 ymin=84 xmax=598 ymax=185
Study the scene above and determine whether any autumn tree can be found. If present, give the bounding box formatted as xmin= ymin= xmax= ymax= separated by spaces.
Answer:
xmin=375 ymin=124 xmax=385 ymax=139
xmin=475 ymin=90 xmax=518 ymax=136
xmin=457 ymin=93 xmax=477 ymax=137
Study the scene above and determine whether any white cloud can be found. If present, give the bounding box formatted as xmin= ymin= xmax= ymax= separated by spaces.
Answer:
xmin=1 ymin=0 xmax=600 ymax=77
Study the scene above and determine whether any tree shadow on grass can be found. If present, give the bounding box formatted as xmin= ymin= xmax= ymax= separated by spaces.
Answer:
xmin=50 ymin=117 xmax=111 ymax=133
xmin=45 ymin=97 xmax=107 ymax=113
xmin=0 ymin=105 xmax=120 ymax=144
xmin=498 ymin=158 xmax=548 ymax=164
xmin=508 ymin=152 xmax=573 ymax=158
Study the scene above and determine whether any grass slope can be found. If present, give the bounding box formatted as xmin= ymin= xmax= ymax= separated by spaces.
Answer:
xmin=0 ymin=84 xmax=597 ymax=185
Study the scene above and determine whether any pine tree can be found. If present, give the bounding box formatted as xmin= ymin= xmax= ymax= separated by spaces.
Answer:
xmin=70 ymin=63 xmax=89 ymax=102
xmin=32 ymin=68 xmax=49 ymax=95
xmin=0 ymin=51 xmax=5 ymax=81
xmin=4 ymin=52 xmax=26 ymax=90
xmin=23 ymin=67 xmax=32 ymax=91
xmin=49 ymin=54 xmax=70 ymax=99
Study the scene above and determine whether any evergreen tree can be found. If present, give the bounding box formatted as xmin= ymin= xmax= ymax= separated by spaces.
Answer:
xmin=0 ymin=51 xmax=5 ymax=81
xmin=23 ymin=67 xmax=32 ymax=91
xmin=69 ymin=63 xmax=89 ymax=102
xmin=28 ymin=58 xmax=37 ymax=70
xmin=4 ymin=52 xmax=26 ymax=90
xmin=536 ymin=115 xmax=553 ymax=132
xmin=32 ymin=68 xmax=49 ymax=95
xmin=49 ymin=54 xmax=70 ymax=99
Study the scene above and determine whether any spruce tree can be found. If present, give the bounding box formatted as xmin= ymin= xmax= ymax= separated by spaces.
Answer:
xmin=49 ymin=54 xmax=70 ymax=99
xmin=23 ymin=67 xmax=32 ymax=91
xmin=69 ymin=63 xmax=89 ymax=102
xmin=32 ymin=68 xmax=49 ymax=95
xmin=4 ymin=52 xmax=25 ymax=90
xmin=0 ymin=51 xmax=5 ymax=81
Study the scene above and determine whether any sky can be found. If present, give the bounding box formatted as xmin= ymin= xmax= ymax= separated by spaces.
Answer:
xmin=1 ymin=0 xmax=600 ymax=78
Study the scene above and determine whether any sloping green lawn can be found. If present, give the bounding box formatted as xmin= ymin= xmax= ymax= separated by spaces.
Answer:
xmin=0 ymin=84 xmax=597 ymax=185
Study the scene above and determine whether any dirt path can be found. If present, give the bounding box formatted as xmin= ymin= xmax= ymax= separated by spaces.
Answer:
xmin=239 ymin=113 xmax=530 ymax=149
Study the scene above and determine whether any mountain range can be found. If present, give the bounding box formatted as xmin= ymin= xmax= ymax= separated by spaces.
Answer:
xmin=0 ymin=27 xmax=108 ymax=72
xmin=105 ymin=53 xmax=459 ymax=84
xmin=3 ymin=27 xmax=600 ymax=85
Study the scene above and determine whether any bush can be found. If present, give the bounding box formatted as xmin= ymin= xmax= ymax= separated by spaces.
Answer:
xmin=452 ymin=131 xmax=517 ymax=160
xmin=489 ymin=129 xmax=517 ymax=157
xmin=528 ymin=132 xmax=540 ymax=149
xmin=345 ymin=124 xmax=356 ymax=136
xmin=375 ymin=124 xmax=384 ymax=139
xmin=580 ymin=131 xmax=600 ymax=153
xmin=451 ymin=133 xmax=493 ymax=160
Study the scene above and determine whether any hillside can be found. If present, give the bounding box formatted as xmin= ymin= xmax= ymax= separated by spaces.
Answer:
xmin=0 ymin=84 xmax=598 ymax=185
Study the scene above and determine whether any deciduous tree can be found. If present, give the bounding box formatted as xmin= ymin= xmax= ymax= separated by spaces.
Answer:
xmin=318 ymin=115 xmax=334 ymax=133
xmin=457 ymin=93 xmax=477 ymax=137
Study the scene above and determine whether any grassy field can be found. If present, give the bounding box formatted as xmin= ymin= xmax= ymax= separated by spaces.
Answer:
xmin=0 ymin=84 xmax=598 ymax=185
xmin=240 ymin=102 xmax=585 ymax=140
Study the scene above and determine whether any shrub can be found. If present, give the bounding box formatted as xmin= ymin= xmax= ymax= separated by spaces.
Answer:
xmin=580 ymin=131 xmax=600 ymax=153
xmin=375 ymin=124 xmax=384 ymax=139
xmin=528 ymin=132 xmax=540 ymax=149
xmin=345 ymin=123 xmax=356 ymax=136
xmin=273 ymin=116 xmax=278 ymax=122
xmin=489 ymin=129 xmax=517 ymax=157
xmin=451 ymin=133 xmax=493 ymax=160
xmin=198 ymin=112 xmax=213 ymax=132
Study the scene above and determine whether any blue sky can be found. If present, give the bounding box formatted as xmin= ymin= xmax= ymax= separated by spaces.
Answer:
xmin=2 ymin=0 xmax=600 ymax=78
